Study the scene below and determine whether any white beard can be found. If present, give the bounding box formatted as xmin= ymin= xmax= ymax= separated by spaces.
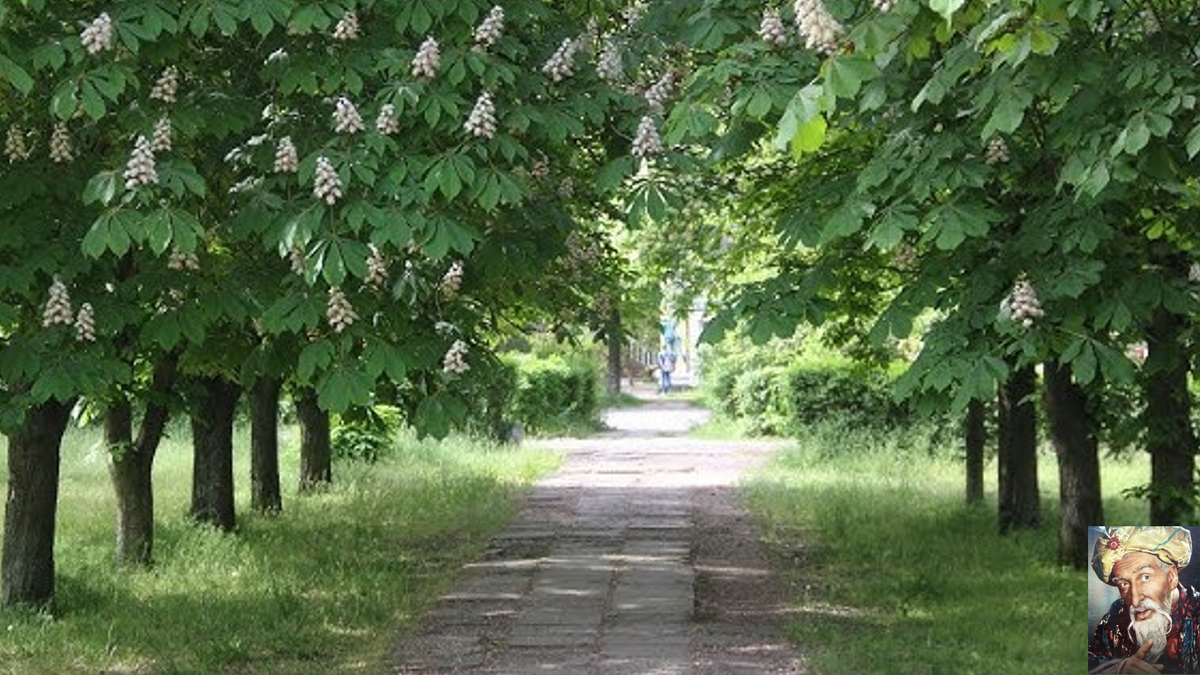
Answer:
xmin=1129 ymin=589 xmax=1178 ymax=664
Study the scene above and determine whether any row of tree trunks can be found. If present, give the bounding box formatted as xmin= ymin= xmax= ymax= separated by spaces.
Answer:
xmin=2 ymin=398 xmax=74 ymax=608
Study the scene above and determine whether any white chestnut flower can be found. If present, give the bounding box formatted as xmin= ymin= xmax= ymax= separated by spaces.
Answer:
xmin=542 ymin=38 xmax=579 ymax=83
xmin=873 ymin=0 xmax=896 ymax=11
xmin=443 ymin=339 xmax=470 ymax=374
xmin=333 ymin=10 xmax=360 ymax=41
xmin=464 ymin=91 xmax=497 ymax=139
xmin=151 ymin=115 xmax=173 ymax=153
xmin=43 ymin=278 xmax=74 ymax=327
xmin=289 ymin=246 xmax=306 ymax=275
xmin=80 ymin=12 xmax=115 ymax=55
xmin=376 ymin=104 xmax=400 ymax=135
xmin=644 ymin=71 xmax=676 ymax=113
xmin=5 ymin=125 xmax=30 ymax=163
xmin=333 ymin=96 xmax=365 ymax=134
xmin=274 ymin=136 xmax=299 ymax=174
xmin=326 ymin=286 xmax=358 ymax=333
xmin=794 ymin=0 xmax=843 ymax=55
xmin=760 ymin=8 xmax=789 ymax=46
xmin=167 ymin=247 xmax=201 ymax=272
xmin=411 ymin=37 xmax=441 ymax=79
xmin=440 ymin=260 xmax=464 ymax=296
xmin=74 ymin=302 xmax=96 ymax=342
xmin=596 ymin=39 xmax=622 ymax=83
xmin=1005 ymin=279 xmax=1045 ymax=328
xmin=473 ymin=6 xmax=505 ymax=50
xmin=49 ymin=123 xmax=74 ymax=163
xmin=631 ymin=115 xmax=663 ymax=158
xmin=985 ymin=137 xmax=1010 ymax=165
xmin=313 ymin=156 xmax=343 ymax=205
xmin=365 ymin=245 xmax=389 ymax=289
xmin=123 ymin=135 xmax=158 ymax=190
xmin=150 ymin=66 xmax=179 ymax=104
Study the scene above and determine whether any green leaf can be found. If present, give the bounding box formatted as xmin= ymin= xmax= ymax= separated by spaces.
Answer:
xmin=0 ymin=55 xmax=34 ymax=95
xmin=790 ymin=115 xmax=827 ymax=157
xmin=1071 ymin=342 xmax=1097 ymax=386
xmin=825 ymin=55 xmax=878 ymax=99
xmin=927 ymin=0 xmax=966 ymax=22
xmin=298 ymin=341 xmax=334 ymax=382
xmin=82 ymin=215 xmax=111 ymax=258
xmin=1185 ymin=123 xmax=1200 ymax=159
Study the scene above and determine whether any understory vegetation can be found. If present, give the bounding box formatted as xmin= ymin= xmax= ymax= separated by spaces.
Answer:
xmin=0 ymin=425 xmax=558 ymax=675
xmin=747 ymin=423 xmax=1146 ymax=675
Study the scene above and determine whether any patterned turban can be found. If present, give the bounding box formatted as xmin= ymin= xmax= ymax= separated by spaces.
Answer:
xmin=1092 ymin=526 xmax=1192 ymax=586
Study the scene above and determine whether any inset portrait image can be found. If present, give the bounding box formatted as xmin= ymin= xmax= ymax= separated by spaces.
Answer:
xmin=1089 ymin=526 xmax=1200 ymax=674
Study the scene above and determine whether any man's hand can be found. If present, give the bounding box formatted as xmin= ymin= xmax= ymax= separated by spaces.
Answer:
xmin=1121 ymin=639 xmax=1166 ymax=674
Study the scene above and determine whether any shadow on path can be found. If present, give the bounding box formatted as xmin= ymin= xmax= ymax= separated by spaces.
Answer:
xmin=391 ymin=385 xmax=804 ymax=674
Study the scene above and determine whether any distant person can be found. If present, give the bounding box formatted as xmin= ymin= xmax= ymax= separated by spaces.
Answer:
xmin=1089 ymin=526 xmax=1200 ymax=673
xmin=656 ymin=348 xmax=676 ymax=394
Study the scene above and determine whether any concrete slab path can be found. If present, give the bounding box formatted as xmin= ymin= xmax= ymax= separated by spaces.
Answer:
xmin=391 ymin=385 xmax=805 ymax=674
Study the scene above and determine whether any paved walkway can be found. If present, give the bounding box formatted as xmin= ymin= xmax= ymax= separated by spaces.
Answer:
xmin=391 ymin=386 xmax=804 ymax=674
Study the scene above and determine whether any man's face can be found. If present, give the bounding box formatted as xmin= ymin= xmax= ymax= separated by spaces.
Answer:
xmin=1112 ymin=551 xmax=1177 ymax=621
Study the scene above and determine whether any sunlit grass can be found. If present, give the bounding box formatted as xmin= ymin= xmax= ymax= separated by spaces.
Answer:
xmin=746 ymin=422 xmax=1148 ymax=675
xmin=0 ymin=424 xmax=559 ymax=675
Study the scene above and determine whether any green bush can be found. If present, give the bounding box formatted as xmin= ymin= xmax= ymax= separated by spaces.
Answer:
xmin=731 ymin=364 xmax=790 ymax=435
xmin=458 ymin=358 xmax=519 ymax=441
xmin=504 ymin=351 xmax=601 ymax=434
xmin=782 ymin=361 xmax=908 ymax=432
xmin=331 ymin=405 xmax=402 ymax=463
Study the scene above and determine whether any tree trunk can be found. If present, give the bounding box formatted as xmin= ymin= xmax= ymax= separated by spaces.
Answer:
xmin=249 ymin=377 xmax=283 ymax=514
xmin=296 ymin=388 xmax=331 ymax=492
xmin=1044 ymin=362 xmax=1101 ymax=569
xmin=606 ymin=311 xmax=622 ymax=396
xmin=965 ymin=398 xmax=985 ymax=507
xmin=1144 ymin=308 xmax=1197 ymax=525
xmin=997 ymin=365 xmax=1040 ymax=534
xmin=106 ymin=355 xmax=177 ymax=567
xmin=106 ymin=398 xmax=154 ymax=567
xmin=190 ymin=376 xmax=240 ymax=531
xmin=2 ymin=398 xmax=73 ymax=608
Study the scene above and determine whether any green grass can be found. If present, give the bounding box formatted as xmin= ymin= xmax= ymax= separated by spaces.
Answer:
xmin=746 ymin=422 xmax=1148 ymax=675
xmin=0 ymin=424 xmax=560 ymax=675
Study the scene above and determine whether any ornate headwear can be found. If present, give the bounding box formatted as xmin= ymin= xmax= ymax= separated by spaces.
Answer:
xmin=1092 ymin=526 xmax=1192 ymax=585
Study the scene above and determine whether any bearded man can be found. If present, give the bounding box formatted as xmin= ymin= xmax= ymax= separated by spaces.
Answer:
xmin=1090 ymin=527 xmax=1200 ymax=674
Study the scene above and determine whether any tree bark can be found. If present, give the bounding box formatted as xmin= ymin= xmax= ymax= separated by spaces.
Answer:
xmin=997 ymin=365 xmax=1040 ymax=534
xmin=1144 ymin=308 xmax=1197 ymax=525
xmin=190 ymin=376 xmax=240 ymax=531
xmin=296 ymin=388 xmax=331 ymax=492
xmin=106 ymin=355 xmax=177 ymax=567
xmin=965 ymin=398 xmax=985 ymax=507
xmin=1044 ymin=362 xmax=1102 ymax=569
xmin=2 ymin=398 xmax=73 ymax=608
xmin=249 ymin=377 xmax=283 ymax=514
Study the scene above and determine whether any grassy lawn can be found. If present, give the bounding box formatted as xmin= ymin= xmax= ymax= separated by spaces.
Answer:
xmin=746 ymin=423 xmax=1147 ymax=675
xmin=0 ymin=424 xmax=559 ymax=675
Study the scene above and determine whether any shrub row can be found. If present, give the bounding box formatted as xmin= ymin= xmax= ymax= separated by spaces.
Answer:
xmin=702 ymin=342 xmax=911 ymax=436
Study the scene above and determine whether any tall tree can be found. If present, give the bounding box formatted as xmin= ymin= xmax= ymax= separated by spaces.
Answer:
xmin=249 ymin=376 xmax=283 ymax=514
xmin=296 ymin=387 xmax=332 ymax=492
